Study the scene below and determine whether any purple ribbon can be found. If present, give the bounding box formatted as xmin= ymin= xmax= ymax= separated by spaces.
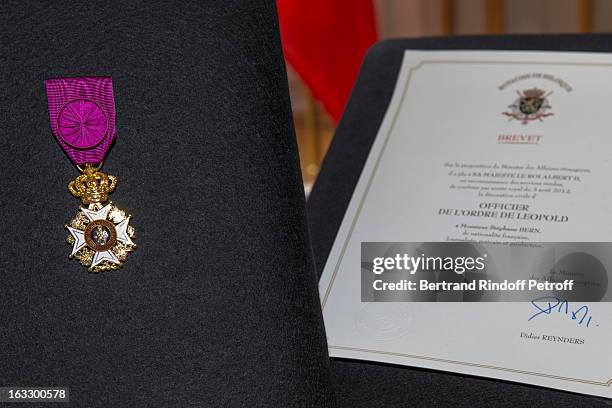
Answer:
xmin=45 ymin=77 xmax=116 ymax=166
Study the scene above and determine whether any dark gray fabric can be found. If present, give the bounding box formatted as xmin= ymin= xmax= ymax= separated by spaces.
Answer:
xmin=0 ymin=1 xmax=335 ymax=407
xmin=307 ymin=35 xmax=612 ymax=408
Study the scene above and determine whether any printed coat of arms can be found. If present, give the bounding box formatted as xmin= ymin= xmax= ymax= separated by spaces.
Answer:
xmin=502 ymin=87 xmax=553 ymax=124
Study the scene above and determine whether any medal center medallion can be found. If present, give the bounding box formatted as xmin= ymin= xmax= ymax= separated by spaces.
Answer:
xmin=84 ymin=219 xmax=117 ymax=251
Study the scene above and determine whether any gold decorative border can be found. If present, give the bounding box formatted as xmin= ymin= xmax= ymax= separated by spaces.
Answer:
xmin=330 ymin=346 xmax=612 ymax=387
xmin=321 ymin=58 xmax=612 ymax=389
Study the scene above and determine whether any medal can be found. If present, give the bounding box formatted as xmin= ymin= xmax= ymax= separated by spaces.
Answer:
xmin=45 ymin=77 xmax=136 ymax=273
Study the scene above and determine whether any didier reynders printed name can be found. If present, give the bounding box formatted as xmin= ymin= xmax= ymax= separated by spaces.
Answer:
xmin=370 ymin=253 xmax=574 ymax=293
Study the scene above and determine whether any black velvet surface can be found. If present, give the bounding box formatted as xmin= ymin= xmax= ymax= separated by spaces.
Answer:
xmin=0 ymin=1 xmax=335 ymax=407
xmin=307 ymin=35 xmax=612 ymax=408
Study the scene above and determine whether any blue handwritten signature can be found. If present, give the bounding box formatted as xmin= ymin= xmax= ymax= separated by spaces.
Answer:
xmin=528 ymin=296 xmax=594 ymax=328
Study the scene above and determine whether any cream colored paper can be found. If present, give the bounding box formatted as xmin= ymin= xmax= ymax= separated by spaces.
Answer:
xmin=320 ymin=51 xmax=612 ymax=398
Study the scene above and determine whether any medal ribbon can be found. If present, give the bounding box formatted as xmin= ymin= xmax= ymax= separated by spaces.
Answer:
xmin=45 ymin=76 xmax=116 ymax=166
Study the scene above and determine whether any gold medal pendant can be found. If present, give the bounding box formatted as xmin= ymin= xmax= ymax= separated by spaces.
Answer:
xmin=45 ymin=76 xmax=136 ymax=273
xmin=65 ymin=164 xmax=137 ymax=272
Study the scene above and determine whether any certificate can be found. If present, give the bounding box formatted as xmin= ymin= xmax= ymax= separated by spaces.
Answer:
xmin=319 ymin=51 xmax=612 ymax=398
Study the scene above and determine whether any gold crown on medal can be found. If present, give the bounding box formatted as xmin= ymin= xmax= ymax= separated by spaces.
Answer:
xmin=522 ymin=88 xmax=546 ymax=99
xmin=68 ymin=164 xmax=117 ymax=205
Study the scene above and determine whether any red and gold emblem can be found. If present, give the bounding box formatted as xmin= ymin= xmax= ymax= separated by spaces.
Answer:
xmin=502 ymin=87 xmax=553 ymax=124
